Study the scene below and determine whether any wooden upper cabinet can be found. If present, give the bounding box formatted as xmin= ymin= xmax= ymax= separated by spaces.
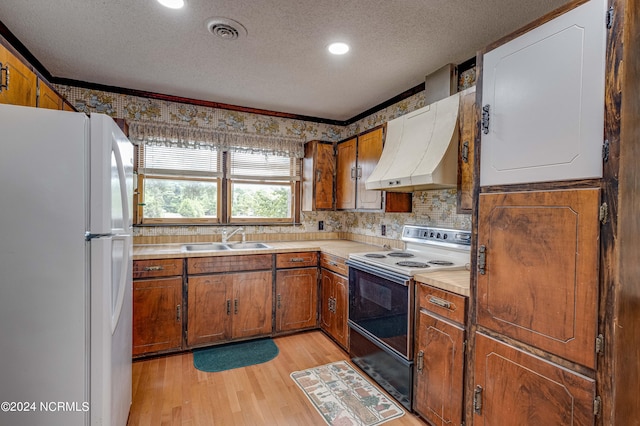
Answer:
xmin=479 ymin=0 xmax=606 ymax=186
xmin=0 ymin=44 xmax=37 ymax=107
xmin=356 ymin=127 xmax=384 ymax=210
xmin=302 ymin=141 xmax=335 ymax=211
xmin=336 ymin=137 xmax=357 ymax=209
xmin=474 ymin=333 xmax=596 ymax=425
xmin=457 ymin=85 xmax=476 ymax=213
xmin=477 ymin=188 xmax=600 ymax=368
xmin=37 ymin=80 xmax=63 ymax=110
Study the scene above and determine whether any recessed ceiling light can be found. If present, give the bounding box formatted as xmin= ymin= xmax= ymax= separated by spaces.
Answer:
xmin=328 ymin=42 xmax=350 ymax=55
xmin=157 ymin=0 xmax=184 ymax=9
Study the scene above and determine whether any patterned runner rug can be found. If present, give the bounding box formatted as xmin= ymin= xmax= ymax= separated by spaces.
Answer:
xmin=291 ymin=360 xmax=405 ymax=426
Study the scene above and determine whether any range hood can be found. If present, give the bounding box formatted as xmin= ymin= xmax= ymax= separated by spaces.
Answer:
xmin=365 ymin=91 xmax=461 ymax=192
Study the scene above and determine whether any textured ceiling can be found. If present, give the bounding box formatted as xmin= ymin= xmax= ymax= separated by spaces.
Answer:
xmin=0 ymin=0 xmax=569 ymax=121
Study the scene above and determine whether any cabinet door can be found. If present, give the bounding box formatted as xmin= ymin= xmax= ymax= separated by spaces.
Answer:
xmin=302 ymin=141 xmax=335 ymax=211
xmin=0 ymin=45 xmax=37 ymax=107
xmin=457 ymin=86 xmax=476 ymax=213
xmin=480 ymin=0 xmax=606 ymax=186
xmin=474 ymin=333 xmax=596 ymax=425
xmin=336 ymin=138 xmax=357 ymax=209
xmin=275 ymin=268 xmax=318 ymax=332
xmin=232 ymin=271 xmax=273 ymax=339
xmin=332 ymin=272 xmax=349 ymax=349
xmin=187 ymin=275 xmax=232 ymax=346
xmin=477 ymin=189 xmax=600 ymax=368
xmin=414 ymin=309 xmax=464 ymax=426
xmin=133 ymin=277 xmax=182 ymax=357
xmin=320 ymin=269 xmax=334 ymax=334
xmin=356 ymin=128 xmax=383 ymax=210
xmin=37 ymin=80 xmax=62 ymax=110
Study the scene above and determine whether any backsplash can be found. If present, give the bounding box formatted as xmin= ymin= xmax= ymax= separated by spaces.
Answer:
xmin=56 ymin=84 xmax=471 ymax=245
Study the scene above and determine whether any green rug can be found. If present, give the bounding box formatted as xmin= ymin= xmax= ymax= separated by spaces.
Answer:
xmin=193 ymin=338 xmax=279 ymax=372
xmin=291 ymin=361 xmax=405 ymax=426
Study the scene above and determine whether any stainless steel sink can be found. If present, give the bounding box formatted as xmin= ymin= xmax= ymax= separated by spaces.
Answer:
xmin=182 ymin=243 xmax=230 ymax=252
xmin=226 ymin=242 xmax=271 ymax=250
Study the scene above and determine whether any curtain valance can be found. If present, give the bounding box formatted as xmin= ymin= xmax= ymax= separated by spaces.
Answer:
xmin=128 ymin=121 xmax=305 ymax=158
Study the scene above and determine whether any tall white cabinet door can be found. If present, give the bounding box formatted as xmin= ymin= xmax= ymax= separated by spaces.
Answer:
xmin=480 ymin=0 xmax=607 ymax=186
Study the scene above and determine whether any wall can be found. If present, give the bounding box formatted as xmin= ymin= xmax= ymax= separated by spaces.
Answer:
xmin=56 ymin=85 xmax=472 ymax=245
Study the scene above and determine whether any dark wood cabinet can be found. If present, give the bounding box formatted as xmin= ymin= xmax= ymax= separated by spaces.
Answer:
xmin=473 ymin=333 xmax=596 ymax=425
xmin=275 ymin=268 xmax=318 ymax=333
xmin=456 ymin=85 xmax=476 ymax=213
xmin=186 ymin=255 xmax=273 ymax=347
xmin=132 ymin=259 xmax=184 ymax=357
xmin=187 ymin=270 xmax=272 ymax=347
xmin=476 ymin=188 xmax=600 ymax=368
xmin=320 ymin=254 xmax=349 ymax=350
xmin=302 ymin=140 xmax=335 ymax=211
xmin=336 ymin=127 xmax=411 ymax=212
xmin=414 ymin=283 xmax=466 ymax=426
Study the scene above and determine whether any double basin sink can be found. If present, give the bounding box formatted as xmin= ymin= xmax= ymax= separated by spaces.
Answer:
xmin=182 ymin=242 xmax=271 ymax=252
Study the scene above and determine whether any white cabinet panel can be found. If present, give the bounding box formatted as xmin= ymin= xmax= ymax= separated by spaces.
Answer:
xmin=480 ymin=0 xmax=607 ymax=186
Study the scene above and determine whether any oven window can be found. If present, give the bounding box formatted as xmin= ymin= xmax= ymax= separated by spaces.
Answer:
xmin=349 ymin=267 xmax=410 ymax=357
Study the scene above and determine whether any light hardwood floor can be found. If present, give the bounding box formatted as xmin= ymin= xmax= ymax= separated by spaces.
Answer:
xmin=127 ymin=331 xmax=425 ymax=425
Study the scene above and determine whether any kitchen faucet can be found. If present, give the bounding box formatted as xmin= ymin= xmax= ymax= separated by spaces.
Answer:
xmin=222 ymin=227 xmax=245 ymax=243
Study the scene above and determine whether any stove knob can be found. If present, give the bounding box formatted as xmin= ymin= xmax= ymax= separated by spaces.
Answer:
xmin=436 ymin=233 xmax=441 ymax=239
xmin=443 ymin=234 xmax=448 ymax=239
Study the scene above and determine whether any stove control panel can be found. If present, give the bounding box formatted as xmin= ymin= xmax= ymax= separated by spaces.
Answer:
xmin=402 ymin=225 xmax=471 ymax=248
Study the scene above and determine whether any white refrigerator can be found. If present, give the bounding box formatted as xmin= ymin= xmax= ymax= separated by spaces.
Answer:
xmin=0 ymin=104 xmax=133 ymax=426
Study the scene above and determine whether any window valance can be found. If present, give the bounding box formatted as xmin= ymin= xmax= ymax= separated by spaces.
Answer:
xmin=128 ymin=121 xmax=305 ymax=158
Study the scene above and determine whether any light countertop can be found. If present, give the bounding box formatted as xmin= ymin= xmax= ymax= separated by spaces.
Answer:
xmin=414 ymin=270 xmax=471 ymax=297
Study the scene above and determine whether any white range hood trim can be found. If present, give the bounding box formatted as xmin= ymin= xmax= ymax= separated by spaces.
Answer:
xmin=365 ymin=92 xmax=460 ymax=192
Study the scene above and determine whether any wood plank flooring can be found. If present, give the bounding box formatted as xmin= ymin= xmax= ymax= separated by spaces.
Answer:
xmin=128 ymin=331 xmax=425 ymax=425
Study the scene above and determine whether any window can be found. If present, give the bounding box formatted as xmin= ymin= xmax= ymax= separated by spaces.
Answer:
xmin=228 ymin=151 xmax=299 ymax=222
xmin=136 ymin=144 xmax=300 ymax=224
xmin=137 ymin=144 xmax=221 ymax=223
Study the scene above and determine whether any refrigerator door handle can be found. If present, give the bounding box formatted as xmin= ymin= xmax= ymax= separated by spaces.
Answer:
xmin=111 ymin=234 xmax=132 ymax=334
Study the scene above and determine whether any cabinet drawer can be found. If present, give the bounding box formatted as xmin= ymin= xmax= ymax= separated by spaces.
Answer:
xmin=418 ymin=283 xmax=466 ymax=324
xmin=276 ymin=252 xmax=318 ymax=269
xmin=133 ymin=259 xmax=183 ymax=279
xmin=187 ymin=254 xmax=272 ymax=274
xmin=320 ymin=253 xmax=348 ymax=276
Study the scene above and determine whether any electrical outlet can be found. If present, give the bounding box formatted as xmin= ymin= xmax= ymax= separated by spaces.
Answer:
xmin=318 ymin=220 xmax=324 ymax=231
xmin=381 ymin=224 xmax=386 ymax=236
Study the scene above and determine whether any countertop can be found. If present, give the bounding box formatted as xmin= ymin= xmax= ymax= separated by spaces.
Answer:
xmin=133 ymin=239 xmax=381 ymax=261
xmin=414 ymin=270 xmax=471 ymax=297
xmin=134 ymin=239 xmax=472 ymax=297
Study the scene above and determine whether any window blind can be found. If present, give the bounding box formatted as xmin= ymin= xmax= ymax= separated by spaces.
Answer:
xmin=138 ymin=144 xmax=221 ymax=178
xmin=228 ymin=151 xmax=300 ymax=182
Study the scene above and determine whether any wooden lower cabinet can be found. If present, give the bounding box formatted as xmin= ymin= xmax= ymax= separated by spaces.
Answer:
xmin=473 ymin=333 xmax=596 ymax=425
xmin=187 ymin=270 xmax=272 ymax=347
xmin=275 ymin=268 xmax=318 ymax=333
xmin=414 ymin=283 xmax=466 ymax=426
xmin=132 ymin=277 xmax=183 ymax=357
xmin=320 ymin=268 xmax=348 ymax=350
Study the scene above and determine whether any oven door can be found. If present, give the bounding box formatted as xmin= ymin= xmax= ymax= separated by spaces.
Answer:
xmin=347 ymin=260 xmax=414 ymax=359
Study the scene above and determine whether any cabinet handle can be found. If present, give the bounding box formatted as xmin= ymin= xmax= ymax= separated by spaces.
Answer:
xmin=176 ymin=304 xmax=181 ymax=322
xmin=356 ymin=166 xmax=362 ymax=179
xmin=316 ymin=170 xmax=322 ymax=182
xmin=328 ymin=261 xmax=338 ymax=266
xmin=462 ymin=141 xmax=469 ymax=163
xmin=478 ymin=245 xmax=487 ymax=275
xmin=226 ymin=299 xmax=231 ymax=315
xmin=417 ymin=350 xmax=424 ymax=373
xmin=289 ymin=257 xmax=306 ymax=263
xmin=143 ymin=265 xmax=164 ymax=271
xmin=350 ymin=167 xmax=357 ymax=180
xmin=428 ymin=296 xmax=452 ymax=310
xmin=234 ymin=299 xmax=238 ymax=315
xmin=0 ymin=63 xmax=9 ymax=92
xmin=474 ymin=385 xmax=483 ymax=414
xmin=277 ymin=294 xmax=281 ymax=309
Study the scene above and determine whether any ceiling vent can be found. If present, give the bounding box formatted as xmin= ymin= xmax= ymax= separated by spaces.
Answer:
xmin=206 ymin=17 xmax=247 ymax=40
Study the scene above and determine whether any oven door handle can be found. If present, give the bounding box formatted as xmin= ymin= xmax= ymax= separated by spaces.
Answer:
xmin=346 ymin=259 xmax=412 ymax=285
